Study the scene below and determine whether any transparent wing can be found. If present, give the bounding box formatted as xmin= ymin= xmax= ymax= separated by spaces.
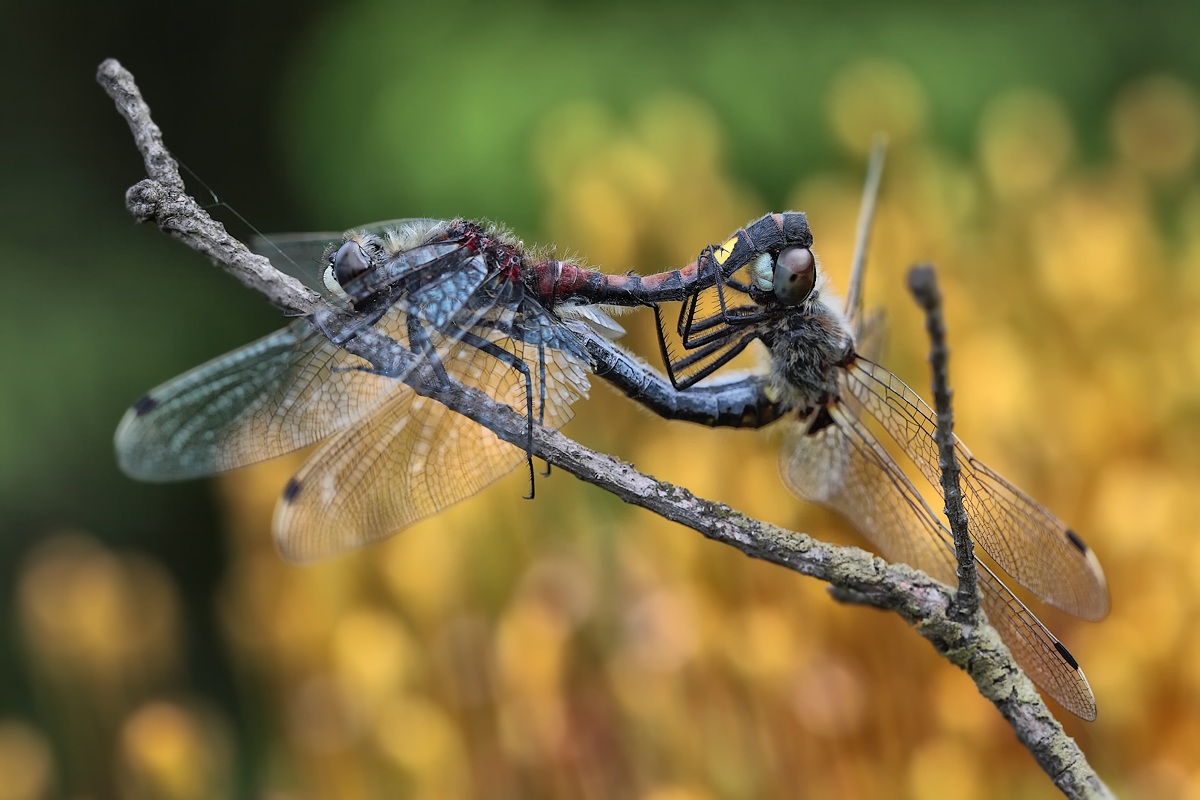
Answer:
xmin=779 ymin=400 xmax=1096 ymax=720
xmin=852 ymin=308 xmax=887 ymax=364
xmin=843 ymin=359 xmax=1109 ymax=620
xmin=250 ymin=219 xmax=448 ymax=294
xmin=274 ymin=285 xmax=591 ymax=562
xmin=115 ymin=321 xmax=394 ymax=481
xmin=250 ymin=230 xmax=342 ymax=292
xmin=119 ymin=224 xmax=506 ymax=486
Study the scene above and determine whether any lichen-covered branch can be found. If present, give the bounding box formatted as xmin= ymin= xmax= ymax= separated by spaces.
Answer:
xmin=96 ymin=58 xmax=1114 ymax=800
xmin=907 ymin=264 xmax=980 ymax=618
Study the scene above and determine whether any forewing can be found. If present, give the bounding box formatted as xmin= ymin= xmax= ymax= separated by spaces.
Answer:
xmin=250 ymin=231 xmax=342 ymax=292
xmin=251 ymin=219 xmax=448 ymax=295
xmin=115 ymin=320 xmax=393 ymax=481
xmin=843 ymin=359 xmax=1109 ymax=620
xmin=274 ymin=289 xmax=591 ymax=561
xmin=779 ymin=401 xmax=1096 ymax=720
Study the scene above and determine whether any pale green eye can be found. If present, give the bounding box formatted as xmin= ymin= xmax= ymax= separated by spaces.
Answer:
xmin=749 ymin=252 xmax=774 ymax=291
xmin=773 ymin=246 xmax=816 ymax=306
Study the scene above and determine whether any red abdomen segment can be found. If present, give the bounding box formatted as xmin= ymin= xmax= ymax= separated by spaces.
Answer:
xmin=533 ymin=259 xmax=704 ymax=307
xmin=530 ymin=212 xmax=812 ymax=308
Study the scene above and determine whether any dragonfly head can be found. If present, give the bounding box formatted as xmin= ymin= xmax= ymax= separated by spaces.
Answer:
xmin=748 ymin=246 xmax=817 ymax=307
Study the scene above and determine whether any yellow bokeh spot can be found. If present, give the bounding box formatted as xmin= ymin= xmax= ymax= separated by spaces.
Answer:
xmin=0 ymin=721 xmax=53 ymax=800
xmin=1031 ymin=177 xmax=1155 ymax=315
xmin=1112 ymin=74 xmax=1200 ymax=179
xmin=723 ymin=604 xmax=802 ymax=683
xmin=373 ymin=695 xmax=464 ymax=781
xmin=979 ymin=88 xmax=1075 ymax=199
xmin=828 ymin=60 xmax=927 ymax=156
xmin=642 ymin=788 xmax=715 ymax=800
xmin=17 ymin=533 xmax=180 ymax=692
xmin=906 ymin=737 xmax=982 ymax=800
xmin=1091 ymin=460 xmax=1179 ymax=553
xmin=379 ymin=513 xmax=466 ymax=621
xmin=119 ymin=702 xmax=227 ymax=800
xmin=331 ymin=608 xmax=417 ymax=711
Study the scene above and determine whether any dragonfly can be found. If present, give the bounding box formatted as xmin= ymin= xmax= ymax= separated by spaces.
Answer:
xmin=118 ymin=219 xmax=590 ymax=561
xmin=115 ymin=216 xmax=791 ymax=562
xmin=115 ymin=172 xmax=1105 ymax=718
xmin=586 ymin=149 xmax=1109 ymax=720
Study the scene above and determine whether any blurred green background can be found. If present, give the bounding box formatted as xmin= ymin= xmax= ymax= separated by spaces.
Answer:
xmin=3 ymin=0 xmax=1200 ymax=797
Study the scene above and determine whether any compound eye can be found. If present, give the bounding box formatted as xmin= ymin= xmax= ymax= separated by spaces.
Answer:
xmin=773 ymin=246 xmax=816 ymax=306
xmin=333 ymin=240 xmax=370 ymax=286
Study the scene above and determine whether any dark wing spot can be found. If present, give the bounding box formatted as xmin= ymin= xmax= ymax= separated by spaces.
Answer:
xmin=133 ymin=395 xmax=158 ymax=416
xmin=1053 ymin=641 xmax=1080 ymax=670
xmin=1065 ymin=528 xmax=1089 ymax=554
xmin=282 ymin=478 xmax=303 ymax=503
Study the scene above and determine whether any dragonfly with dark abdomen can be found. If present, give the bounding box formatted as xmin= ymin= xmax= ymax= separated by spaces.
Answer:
xmin=572 ymin=150 xmax=1110 ymax=720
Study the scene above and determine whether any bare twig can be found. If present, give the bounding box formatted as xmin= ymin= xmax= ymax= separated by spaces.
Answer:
xmin=907 ymin=264 xmax=980 ymax=619
xmin=97 ymin=60 xmax=319 ymax=314
xmin=844 ymin=135 xmax=887 ymax=327
xmin=96 ymin=58 xmax=1114 ymax=800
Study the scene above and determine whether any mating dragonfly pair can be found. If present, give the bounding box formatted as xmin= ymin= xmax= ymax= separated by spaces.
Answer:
xmin=115 ymin=159 xmax=1108 ymax=720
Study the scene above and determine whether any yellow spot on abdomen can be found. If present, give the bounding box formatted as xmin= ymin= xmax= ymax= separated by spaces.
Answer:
xmin=715 ymin=236 xmax=738 ymax=265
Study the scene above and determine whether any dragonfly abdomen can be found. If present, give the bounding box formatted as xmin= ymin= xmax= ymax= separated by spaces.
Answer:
xmin=532 ymin=259 xmax=705 ymax=307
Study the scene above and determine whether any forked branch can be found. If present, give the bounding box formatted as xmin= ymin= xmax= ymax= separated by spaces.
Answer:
xmin=96 ymin=58 xmax=1113 ymax=800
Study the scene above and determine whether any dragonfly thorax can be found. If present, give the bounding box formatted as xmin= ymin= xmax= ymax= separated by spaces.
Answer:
xmin=764 ymin=300 xmax=854 ymax=412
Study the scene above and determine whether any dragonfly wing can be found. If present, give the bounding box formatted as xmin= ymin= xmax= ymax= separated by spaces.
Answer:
xmin=274 ymin=288 xmax=591 ymax=562
xmin=115 ymin=320 xmax=394 ymax=481
xmin=843 ymin=359 xmax=1109 ymax=620
xmin=250 ymin=231 xmax=342 ymax=292
xmin=779 ymin=401 xmax=1096 ymax=720
xmin=779 ymin=405 xmax=952 ymax=579
xmin=252 ymin=220 xmax=450 ymax=295
xmin=976 ymin=560 xmax=1096 ymax=720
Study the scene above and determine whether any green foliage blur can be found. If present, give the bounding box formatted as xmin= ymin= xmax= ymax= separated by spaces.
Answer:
xmin=3 ymin=0 xmax=1200 ymax=798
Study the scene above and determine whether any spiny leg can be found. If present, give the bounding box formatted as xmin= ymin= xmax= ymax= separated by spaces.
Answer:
xmin=537 ymin=339 xmax=553 ymax=478
xmin=453 ymin=329 xmax=538 ymax=499
xmin=655 ymin=306 xmax=764 ymax=390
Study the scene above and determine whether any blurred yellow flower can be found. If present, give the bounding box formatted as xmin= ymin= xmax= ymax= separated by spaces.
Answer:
xmin=979 ymin=88 xmax=1075 ymax=199
xmin=906 ymin=736 xmax=983 ymax=800
xmin=0 ymin=721 xmax=53 ymax=800
xmin=118 ymin=702 xmax=231 ymax=800
xmin=1112 ymin=75 xmax=1200 ymax=180
xmin=17 ymin=533 xmax=180 ymax=697
xmin=827 ymin=60 xmax=927 ymax=156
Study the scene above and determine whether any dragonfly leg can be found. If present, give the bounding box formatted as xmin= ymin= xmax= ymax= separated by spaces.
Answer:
xmin=654 ymin=305 xmax=763 ymax=390
xmin=537 ymin=340 xmax=552 ymax=478
xmin=453 ymin=330 xmax=538 ymax=500
xmin=406 ymin=314 xmax=453 ymax=387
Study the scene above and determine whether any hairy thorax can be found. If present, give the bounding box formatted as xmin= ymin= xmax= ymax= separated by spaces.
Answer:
xmin=764 ymin=298 xmax=854 ymax=412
